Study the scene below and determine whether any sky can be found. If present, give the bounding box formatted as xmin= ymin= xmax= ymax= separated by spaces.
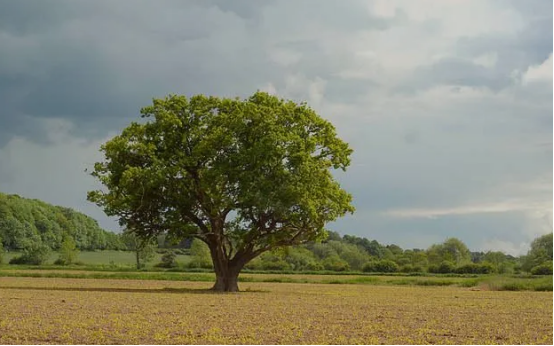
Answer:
xmin=0 ymin=0 xmax=552 ymax=255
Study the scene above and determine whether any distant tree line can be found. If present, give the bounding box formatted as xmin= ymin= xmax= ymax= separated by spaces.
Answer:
xmin=155 ymin=231 xmax=552 ymax=276
xmin=233 ymin=232 xmax=552 ymax=275
xmin=0 ymin=192 xmax=551 ymax=275
xmin=0 ymin=193 xmax=125 ymax=260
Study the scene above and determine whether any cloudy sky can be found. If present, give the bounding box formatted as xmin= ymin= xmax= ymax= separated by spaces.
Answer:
xmin=0 ymin=0 xmax=551 ymax=255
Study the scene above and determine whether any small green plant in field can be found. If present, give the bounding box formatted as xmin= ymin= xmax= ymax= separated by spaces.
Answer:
xmin=55 ymin=236 xmax=79 ymax=265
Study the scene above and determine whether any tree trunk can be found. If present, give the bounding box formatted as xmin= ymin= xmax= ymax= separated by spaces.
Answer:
xmin=211 ymin=264 xmax=241 ymax=292
xmin=208 ymin=241 xmax=245 ymax=292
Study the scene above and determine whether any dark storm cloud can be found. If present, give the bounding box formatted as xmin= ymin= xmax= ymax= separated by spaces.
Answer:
xmin=0 ymin=0 xmax=283 ymax=143
xmin=0 ymin=1 xmax=92 ymax=35
xmin=0 ymin=0 xmax=401 ymax=144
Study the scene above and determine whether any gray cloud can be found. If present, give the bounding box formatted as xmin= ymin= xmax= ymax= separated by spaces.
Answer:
xmin=0 ymin=0 xmax=551 ymax=254
xmin=402 ymin=58 xmax=511 ymax=92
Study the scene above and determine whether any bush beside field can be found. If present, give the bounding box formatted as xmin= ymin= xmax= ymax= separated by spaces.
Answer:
xmin=3 ymin=250 xmax=191 ymax=268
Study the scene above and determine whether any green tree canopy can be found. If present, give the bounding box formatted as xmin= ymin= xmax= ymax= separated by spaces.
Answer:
xmin=56 ymin=235 xmax=80 ymax=265
xmin=0 ymin=192 xmax=123 ymax=251
xmin=88 ymin=92 xmax=354 ymax=291
xmin=426 ymin=238 xmax=471 ymax=265
xmin=524 ymin=233 xmax=553 ymax=271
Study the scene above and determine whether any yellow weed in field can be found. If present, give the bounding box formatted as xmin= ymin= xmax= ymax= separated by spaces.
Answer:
xmin=0 ymin=277 xmax=551 ymax=344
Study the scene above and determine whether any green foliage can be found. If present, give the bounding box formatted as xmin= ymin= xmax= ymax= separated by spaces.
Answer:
xmin=328 ymin=241 xmax=369 ymax=271
xmin=87 ymin=92 xmax=354 ymax=290
xmin=455 ymin=262 xmax=495 ymax=274
xmin=157 ymin=251 xmax=178 ymax=268
xmin=282 ymin=247 xmax=322 ymax=271
xmin=261 ymin=259 xmax=292 ymax=271
xmin=0 ymin=236 xmax=4 ymax=264
xmin=428 ymin=261 xmax=456 ymax=274
xmin=137 ymin=243 xmax=156 ymax=269
xmin=530 ymin=262 xmax=553 ymax=275
xmin=10 ymin=242 xmax=51 ymax=265
xmin=322 ymin=255 xmax=350 ymax=271
xmin=55 ymin=236 xmax=80 ymax=265
xmin=342 ymin=235 xmax=386 ymax=258
xmin=399 ymin=264 xmax=423 ymax=273
xmin=325 ymin=231 xmax=342 ymax=242
xmin=363 ymin=260 xmax=399 ymax=273
xmin=482 ymin=251 xmax=507 ymax=266
xmin=252 ymin=251 xmax=291 ymax=271
xmin=426 ymin=238 xmax=471 ymax=266
xmin=310 ymin=242 xmax=338 ymax=260
xmin=0 ymin=192 xmax=123 ymax=251
xmin=187 ymin=240 xmax=213 ymax=269
xmin=120 ymin=231 xmax=156 ymax=269
xmin=524 ymin=233 xmax=553 ymax=271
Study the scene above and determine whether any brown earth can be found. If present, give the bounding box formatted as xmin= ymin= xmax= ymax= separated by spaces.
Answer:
xmin=0 ymin=277 xmax=551 ymax=344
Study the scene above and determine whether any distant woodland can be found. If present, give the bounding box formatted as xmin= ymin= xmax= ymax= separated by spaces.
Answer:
xmin=0 ymin=192 xmax=551 ymax=275
xmin=0 ymin=192 xmax=125 ymax=251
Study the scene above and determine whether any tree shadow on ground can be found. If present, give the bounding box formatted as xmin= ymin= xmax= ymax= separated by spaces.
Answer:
xmin=0 ymin=286 xmax=269 ymax=294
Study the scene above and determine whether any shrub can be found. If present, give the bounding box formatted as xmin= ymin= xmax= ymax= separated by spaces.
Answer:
xmin=283 ymin=247 xmax=322 ymax=271
xmin=363 ymin=260 xmax=399 ymax=273
xmin=338 ymin=246 xmax=369 ymax=271
xmin=56 ymin=236 xmax=79 ymax=265
xmin=186 ymin=256 xmax=213 ymax=269
xmin=261 ymin=259 xmax=292 ymax=271
xmin=399 ymin=264 xmax=423 ymax=273
xmin=304 ymin=261 xmax=324 ymax=271
xmin=531 ymin=262 xmax=553 ymax=275
xmin=157 ymin=251 xmax=178 ymax=268
xmin=10 ymin=243 xmax=51 ymax=265
xmin=455 ymin=262 xmax=496 ymax=274
xmin=476 ymin=262 xmax=495 ymax=274
xmin=456 ymin=263 xmax=477 ymax=274
xmin=496 ymin=262 xmax=514 ymax=274
xmin=322 ymin=256 xmax=350 ymax=272
xmin=428 ymin=261 xmax=456 ymax=274
xmin=244 ymin=257 xmax=263 ymax=270
xmin=187 ymin=240 xmax=212 ymax=269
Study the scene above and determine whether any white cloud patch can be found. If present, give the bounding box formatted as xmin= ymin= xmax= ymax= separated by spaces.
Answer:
xmin=521 ymin=53 xmax=553 ymax=85
xmin=384 ymin=199 xmax=550 ymax=219
xmin=473 ymin=52 xmax=499 ymax=68
xmin=479 ymin=238 xmax=530 ymax=256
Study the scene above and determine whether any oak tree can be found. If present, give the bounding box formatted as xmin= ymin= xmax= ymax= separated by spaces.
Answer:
xmin=88 ymin=92 xmax=354 ymax=291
